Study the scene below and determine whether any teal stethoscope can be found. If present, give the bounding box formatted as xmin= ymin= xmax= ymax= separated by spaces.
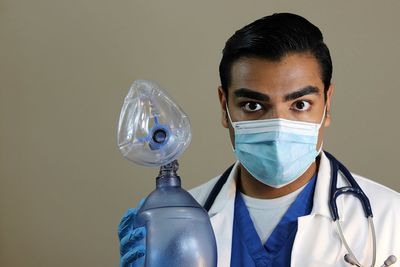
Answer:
xmin=203 ymin=151 xmax=397 ymax=267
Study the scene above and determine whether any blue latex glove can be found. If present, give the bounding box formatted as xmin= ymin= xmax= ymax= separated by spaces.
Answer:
xmin=118 ymin=199 xmax=146 ymax=267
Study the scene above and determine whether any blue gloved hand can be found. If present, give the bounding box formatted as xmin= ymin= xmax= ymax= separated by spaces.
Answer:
xmin=118 ymin=199 xmax=146 ymax=267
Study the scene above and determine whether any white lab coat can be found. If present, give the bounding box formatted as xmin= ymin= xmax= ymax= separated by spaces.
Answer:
xmin=189 ymin=152 xmax=400 ymax=267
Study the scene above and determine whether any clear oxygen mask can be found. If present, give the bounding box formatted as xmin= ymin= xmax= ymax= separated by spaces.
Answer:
xmin=117 ymin=80 xmax=191 ymax=167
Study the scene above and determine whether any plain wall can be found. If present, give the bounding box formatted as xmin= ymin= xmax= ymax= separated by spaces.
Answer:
xmin=1 ymin=1 xmax=399 ymax=266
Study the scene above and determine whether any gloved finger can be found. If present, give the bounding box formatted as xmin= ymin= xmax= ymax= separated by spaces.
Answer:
xmin=120 ymin=226 xmax=146 ymax=256
xmin=118 ymin=208 xmax=137 ymax=241
xmin=120 ymin=245 xmax=146 ymax=267
xmin=137 ymin=198 xmax=146 ymax=209
xmin=118 ymin=198 xmax=146 ymax=240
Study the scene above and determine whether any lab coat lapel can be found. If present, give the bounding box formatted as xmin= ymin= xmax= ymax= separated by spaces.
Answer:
xmin=291 ymin=152 xmax=346 ymax=267
xmin=209 ymin=162 xmax=239 ymax=267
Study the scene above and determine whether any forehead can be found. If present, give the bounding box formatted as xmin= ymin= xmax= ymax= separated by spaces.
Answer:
xmin=230 ymin=53 xmax=324 ymax=96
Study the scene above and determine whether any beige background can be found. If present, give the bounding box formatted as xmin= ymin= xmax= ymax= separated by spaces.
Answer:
xmin=1 ymin=1 xmax=399 ymax=266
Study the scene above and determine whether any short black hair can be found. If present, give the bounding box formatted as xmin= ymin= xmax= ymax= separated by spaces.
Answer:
xmin=219 ymin=13 xmax=332 ymax=99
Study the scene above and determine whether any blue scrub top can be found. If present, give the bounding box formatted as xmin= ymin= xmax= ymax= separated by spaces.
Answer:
xmin=231 ymin=175 xmax=317 ymax=267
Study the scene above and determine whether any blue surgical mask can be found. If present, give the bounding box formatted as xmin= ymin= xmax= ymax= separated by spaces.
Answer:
xmin=227 ymin=107 xmax=325 ymax=188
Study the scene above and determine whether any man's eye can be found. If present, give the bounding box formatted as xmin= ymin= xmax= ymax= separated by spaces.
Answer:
xmin=292 ymin=100 xmax=311 ymax=111
xmin=242 ymin=102 xmax=263 ymax=112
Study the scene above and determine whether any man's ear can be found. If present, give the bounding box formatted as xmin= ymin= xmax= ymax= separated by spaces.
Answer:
xmin=324 ymin=84 xmax=334 ymax=128
xmin=218 ymin=86 xmax=229 ymax=128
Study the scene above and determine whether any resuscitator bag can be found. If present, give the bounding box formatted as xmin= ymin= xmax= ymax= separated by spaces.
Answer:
xmin=116 ymin=80 xmax=217 ymax=267
xmin=117 ymin=80 xmax=191 ymax=167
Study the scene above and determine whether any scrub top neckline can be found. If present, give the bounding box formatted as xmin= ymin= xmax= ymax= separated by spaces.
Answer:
xmin=240 ymin=182 xmax=307 ymax=209
xmin=231 ymin=174 xmax=317 ymax=266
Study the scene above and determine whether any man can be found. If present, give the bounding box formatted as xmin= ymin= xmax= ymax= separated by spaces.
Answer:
xmin=118 ymin=13 xmax=400 ymax=267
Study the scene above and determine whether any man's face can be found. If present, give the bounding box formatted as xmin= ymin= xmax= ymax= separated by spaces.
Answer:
xmin=218 ymin=52 xmax=334 ymax=149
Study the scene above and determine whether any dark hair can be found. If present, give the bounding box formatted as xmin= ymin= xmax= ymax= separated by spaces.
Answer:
xmin=219 ymin=13 xmax=332 ymax=99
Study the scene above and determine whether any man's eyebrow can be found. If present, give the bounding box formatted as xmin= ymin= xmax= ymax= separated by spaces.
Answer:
xmin=234 ymin=88 xmax=270 ymax=101
xmin=283 ymin=86 xmax=320 ymax=101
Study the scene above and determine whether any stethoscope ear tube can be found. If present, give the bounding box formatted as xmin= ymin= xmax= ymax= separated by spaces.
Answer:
xmin=339 ymin=217 xmax=377 ymax=267
xmin=203 ymin=164 xmax=234 ymax=212
xmin=324 ymin=151 xmax=373 ymax=221
xmin=326 ymin=150 xmax=340 ymax=221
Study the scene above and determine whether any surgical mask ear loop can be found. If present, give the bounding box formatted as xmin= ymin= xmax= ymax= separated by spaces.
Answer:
xmin=225 ymin=103 xmax=235 ymax=127
xmin=317 ymin=105 xmax=327 ymax=130
xmin=315 ymin=106 xmax=328 ymax=154
xmin=225 ymin=104 xmax=237 ymax=153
